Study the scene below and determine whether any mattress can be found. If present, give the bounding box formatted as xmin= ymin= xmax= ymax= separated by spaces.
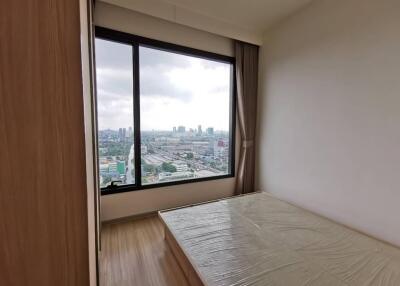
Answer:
xmin=159 ymin=192 xmax=400 ymax=286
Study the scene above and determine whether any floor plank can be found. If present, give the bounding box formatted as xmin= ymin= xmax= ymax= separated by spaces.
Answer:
xmin=100 ymin=216 xmax=189 ymax=286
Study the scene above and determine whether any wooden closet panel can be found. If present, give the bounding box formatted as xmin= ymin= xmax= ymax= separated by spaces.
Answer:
xmin=0 ymin=1 xmax=90 ymax=285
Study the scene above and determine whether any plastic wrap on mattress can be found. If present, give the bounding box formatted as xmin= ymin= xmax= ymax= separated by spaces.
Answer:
xmin=160 ymin=192 xmax=400 ymax=286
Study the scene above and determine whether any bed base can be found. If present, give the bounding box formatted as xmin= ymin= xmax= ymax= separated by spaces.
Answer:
xmin=161 ymin=219 xmax=205 ymax=286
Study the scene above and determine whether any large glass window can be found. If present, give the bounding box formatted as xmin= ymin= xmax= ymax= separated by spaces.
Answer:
xmin=95 ymin=39 xmax=134 ymax=188
xmin=95 ymin=28 xmax=235 ymax=194
xmin=140 ymin=47 xmax=232 ymax=185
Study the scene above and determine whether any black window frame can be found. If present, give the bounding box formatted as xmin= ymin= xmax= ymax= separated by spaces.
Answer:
xmin=95 ymin=26 xmax=236 ymax=195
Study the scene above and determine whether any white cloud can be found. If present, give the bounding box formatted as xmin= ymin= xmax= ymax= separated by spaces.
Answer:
xmin=95 ymin=40 xmax=232 ymax=132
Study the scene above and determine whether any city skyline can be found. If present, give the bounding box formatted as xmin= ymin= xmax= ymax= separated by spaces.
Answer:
xmin=98 ymin=123 xmax=231 ymax=188
xmin=98 ymin=125 xmax=230 ymax=133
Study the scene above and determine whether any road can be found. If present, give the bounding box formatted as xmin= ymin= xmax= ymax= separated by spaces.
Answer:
xmin=126 ymin=144 xmax=135 ymax=184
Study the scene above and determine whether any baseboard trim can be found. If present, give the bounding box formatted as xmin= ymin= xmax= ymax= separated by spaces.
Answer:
xmin=101 ymin=211 xmax=158 ymax=225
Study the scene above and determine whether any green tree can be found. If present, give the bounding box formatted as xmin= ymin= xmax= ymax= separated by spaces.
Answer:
xmin=161 ymin=162 xmax=177 ymax=173
xmin=102 ymin=176 xmax=112 ymax=186
xmin=186 ymin=152 xmax=194 ymax=159
xmin=143 ymin=164 xmax=155 ymax=174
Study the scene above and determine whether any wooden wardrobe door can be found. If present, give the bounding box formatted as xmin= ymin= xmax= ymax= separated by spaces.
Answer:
xmin=1 ymin=0 xmax=90 ymax=285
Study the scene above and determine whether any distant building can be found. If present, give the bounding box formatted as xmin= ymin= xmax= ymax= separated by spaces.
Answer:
xmin=173 ymin=126 xmax=177 ymax=133
xmin=172 ymin=160 xmax=189 ymax=172
xmin=158 ymin=171 xmax=193 ymax=182
xmin=118 ymin=128 xmax=126 ymax=141
xmin=99 ymin=163 xmax=109 ymax=174
xmin=214 ymin=140 xmax=227 ymax=157
xmin=118 ymin=128 xmax=123 ymax=139
xmin=108 ymin=162 xmax=118 ymax=173
xmin=208 ymin=140 xmax=215 ymax=155
xmin=178 ymin=126 xmax=186 ymax=133
xmin=141 ymin=145 xmax=148 ymax=154
xmin=206 ymin=127 xmax=214 ymax=135
xmin=198 ymin=125 xmax=202 ymax=134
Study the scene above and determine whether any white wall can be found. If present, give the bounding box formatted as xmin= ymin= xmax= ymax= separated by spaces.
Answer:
xmin=95 ymin=2 xmax=234 ymax=57
xmin=257 ymin=0 xmax=400 ymax=246
xmin=98 ymin=0 xmax=263 ymax=45
xmin=95 ymin=2 xmax=238 ymax=221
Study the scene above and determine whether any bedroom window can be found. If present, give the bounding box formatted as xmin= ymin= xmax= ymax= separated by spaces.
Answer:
xmin=95 ymin=27 xmax=236 ymax=195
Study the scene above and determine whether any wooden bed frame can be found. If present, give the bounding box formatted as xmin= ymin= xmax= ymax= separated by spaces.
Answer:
xmin=158 ymin=192 xmax=400 ymax=286
xmin=158 ymin=193 xmax=262 ymax=286
xmin=160 ymin=218 xmax=205 ymax=286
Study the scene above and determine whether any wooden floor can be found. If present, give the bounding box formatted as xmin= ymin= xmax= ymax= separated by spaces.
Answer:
xmin=100 ymin=216 xmax=189 ymax=286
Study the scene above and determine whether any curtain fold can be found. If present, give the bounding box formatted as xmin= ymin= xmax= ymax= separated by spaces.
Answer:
xmin=234 ymin=41 xmax=259 ymax=195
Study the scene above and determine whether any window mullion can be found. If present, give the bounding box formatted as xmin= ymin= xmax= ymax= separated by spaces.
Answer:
xmin=133 ymin=43 xmax=142 ymax=187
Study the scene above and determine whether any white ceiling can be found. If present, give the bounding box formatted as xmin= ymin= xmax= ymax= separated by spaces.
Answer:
xmin=99 ymin=0 xmax=314 ymax=44
xmin=162 ymin=0 xmax=313 ymax=31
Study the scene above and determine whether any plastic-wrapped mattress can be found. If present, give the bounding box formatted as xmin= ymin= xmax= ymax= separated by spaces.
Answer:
xmin=159 ymin=192 xmax=400 ymax=286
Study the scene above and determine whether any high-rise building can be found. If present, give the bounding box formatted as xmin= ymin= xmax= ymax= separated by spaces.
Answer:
xmin=206 ymin=127 xmax=214 ymax=135
xmin=178 ymin=126 xmax=185 ymax=133
xmin=118 ymin=128 xmax=126 ymax=141
xmin=198 ymin=125 xmax=202 ymax=134
xmin=173 ymin=126 xmax=177 ymax=133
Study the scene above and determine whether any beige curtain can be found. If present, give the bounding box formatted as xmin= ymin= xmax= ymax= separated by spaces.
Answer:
xmin=235 ymin=41 xmax=259 ymax=195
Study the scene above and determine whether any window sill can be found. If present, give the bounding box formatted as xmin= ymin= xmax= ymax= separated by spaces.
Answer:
xmin=100 ymin=174 xmax=235 ymax=196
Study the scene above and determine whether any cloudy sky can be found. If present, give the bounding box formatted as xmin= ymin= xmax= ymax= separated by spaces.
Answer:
xmin=95 ymin=39 xmax=232 ymax=132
